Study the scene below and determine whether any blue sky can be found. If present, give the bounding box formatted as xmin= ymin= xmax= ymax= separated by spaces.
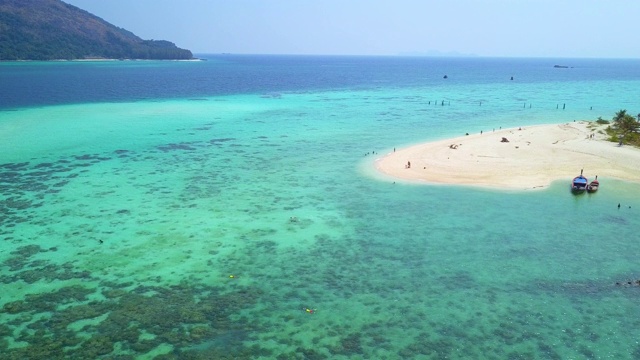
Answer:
xmin=64 ymin=0 xmax=640 ymax=58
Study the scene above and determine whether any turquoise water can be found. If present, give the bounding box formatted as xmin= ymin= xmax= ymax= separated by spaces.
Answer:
xmin=1 ymin=57 xmax=640 ymax=359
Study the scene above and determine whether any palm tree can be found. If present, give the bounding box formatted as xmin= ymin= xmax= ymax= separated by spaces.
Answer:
xmin=614 ymin=114 xmax=640 ymax=134
xmin=607 ymin=110 xmax=639 ymax=146
xmin=613 ymin=109 xmax=627 ymax=122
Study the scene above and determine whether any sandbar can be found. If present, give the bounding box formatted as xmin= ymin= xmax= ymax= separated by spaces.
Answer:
xmin=376 ymin=121 xmax=640 ymax=190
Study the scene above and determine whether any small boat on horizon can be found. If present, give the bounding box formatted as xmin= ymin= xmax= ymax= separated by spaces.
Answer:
xmin=587 ymin=175 xmax=599 ymax=193
xmin=571 ymin=170 xmax=588 ymax=194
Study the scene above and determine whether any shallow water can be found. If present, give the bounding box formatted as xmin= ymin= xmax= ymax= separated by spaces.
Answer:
xmin=1 ymin=56 xmax=640 ymax=359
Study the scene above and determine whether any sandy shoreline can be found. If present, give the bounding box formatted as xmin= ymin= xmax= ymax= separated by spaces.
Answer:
xmin=376 ymin=121 xmax=640 ymax=190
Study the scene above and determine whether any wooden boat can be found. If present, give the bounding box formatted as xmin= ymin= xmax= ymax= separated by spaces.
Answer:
xmin=571 ymin=170 xmax=588 ymax=194
xmin=587 ymin=175 xmax=599 ymax=193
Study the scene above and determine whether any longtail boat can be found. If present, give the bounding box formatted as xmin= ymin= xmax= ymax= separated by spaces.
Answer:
xmin=587 ymin=175 xmax=599 ymax=193
xmin=571 ymin=169 xmax=588 ymax=194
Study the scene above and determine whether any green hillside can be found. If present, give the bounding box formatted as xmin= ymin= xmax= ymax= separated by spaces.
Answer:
xmin=0 ymin=0 xmax=193 ymax=60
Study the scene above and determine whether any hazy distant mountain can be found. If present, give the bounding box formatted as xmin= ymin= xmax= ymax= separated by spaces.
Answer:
xmin=0 ymin=0 xmax=193 ymax=60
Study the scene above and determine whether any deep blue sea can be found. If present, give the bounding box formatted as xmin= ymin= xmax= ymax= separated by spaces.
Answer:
xmin=1 ymin=55 xmax=640 ymax=359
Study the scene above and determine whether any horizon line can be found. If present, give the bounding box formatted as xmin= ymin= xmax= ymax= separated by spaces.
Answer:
xmin=193 ymin=53 xmax=640 ymax=60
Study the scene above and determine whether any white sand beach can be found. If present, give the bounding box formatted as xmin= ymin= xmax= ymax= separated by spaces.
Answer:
xmin=376 ymin=121 xmax=640 ymax=190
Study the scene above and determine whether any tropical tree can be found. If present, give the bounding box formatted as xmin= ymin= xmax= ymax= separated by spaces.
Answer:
xmin=613 ymin=109 xmax=627 ymax=122
xmin=612 ymin=110 xmax=640 ymax=134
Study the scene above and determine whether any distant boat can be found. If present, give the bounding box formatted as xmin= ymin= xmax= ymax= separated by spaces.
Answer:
xmin=587 ymin=175 xmax=599 ymax=193
xmin=571 ymin=169 xmax=588 ymax=194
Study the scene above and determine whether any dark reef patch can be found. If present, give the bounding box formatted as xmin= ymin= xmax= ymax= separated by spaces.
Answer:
xmin=0 ymin=162 xmax=30 ymax=170
xmin=0 ymin=262 xmax=92 ymax=284
xmin=602 ymin=215 xmax=628 ymax=225
xmin=157 ymin=142 xmax=198 ymax=152
xmin=10 ymin=244 xmax=46 ymax=258
xmin=0 ymin=153 xmax=116 ymax=232
xmin=209 ymin=138 xmax=236 ymax=145
xmin=2 ymin=245 xmax=48 ymax=271
xmin=74 ymin=154 xmax=111 ymax=162
xmin=0 ymin=275 xmax=268 ymax=359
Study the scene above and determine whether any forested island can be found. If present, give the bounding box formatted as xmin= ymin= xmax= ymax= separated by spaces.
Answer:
xmin=0 ymin=0 xmax=193 ymax=60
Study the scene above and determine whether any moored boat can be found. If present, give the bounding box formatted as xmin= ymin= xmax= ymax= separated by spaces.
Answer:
xmin=587 ymin=175 xmax=599 ymax=193
xmin=571 ymin=170 xmax=588 ymax=194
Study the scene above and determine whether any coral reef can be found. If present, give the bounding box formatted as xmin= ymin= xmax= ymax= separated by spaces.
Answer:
xmin=0 ymin=266 xmax=269 ymax=359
